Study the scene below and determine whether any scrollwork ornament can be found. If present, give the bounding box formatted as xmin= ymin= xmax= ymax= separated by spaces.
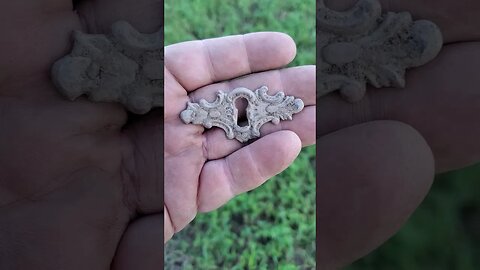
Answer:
xmin=180 ymin=86 xmax=304 ymax=143
xmin=317 ymin=0 xmax=443 ymax=102
xmin=51 ymin=21 xmax=163 ymax=114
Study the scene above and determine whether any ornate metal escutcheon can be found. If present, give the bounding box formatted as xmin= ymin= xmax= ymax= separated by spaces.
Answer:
xmin=317 ymin=0 xmax=443 ymax=102
xmin=180 ymin=86 xmax=304 ymax=143
xmin=51 ymin=21 xmax=163 ymax=114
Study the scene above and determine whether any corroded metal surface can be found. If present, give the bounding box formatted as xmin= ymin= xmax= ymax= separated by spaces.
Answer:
xmin=318 ymin=0 xmax=443 ymax=102
xmin=180 ymin=86 xmax=304 ymax=142
xmin=52 ymin=21 xmax=163 ymax=114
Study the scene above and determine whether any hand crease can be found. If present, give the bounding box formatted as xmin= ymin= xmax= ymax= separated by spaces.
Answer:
xmin=223 ymin=157 xmax=238 ymax=197
xmin=241 ymin=34 xmax=253 ymax=74
xmin=200 ymin=40 xmax=217 ymax=83
xmin=164 ymin=203 xmax=178 ymax=234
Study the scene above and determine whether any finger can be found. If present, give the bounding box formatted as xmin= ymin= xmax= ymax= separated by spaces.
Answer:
xmin=260 ymin=106 xmax=316 ymax=146
xmin=165 ymin=32 xmax=297 ymax=91
xmin=75 ymin=0 xmax=162 ymax=33
xmin=317 ymin=120 xmax=434 ymax=269
xmin=323 ymin=0 xmax=480 ymax=43
xmin=197 ymin=130 xmax=301 ymax=212
xmin=112 ymin=214 xmax=163 ymax=270
xmin=204 ymin=106 xmax=315 ymax=160
xmin=189 ymin=65 xmax=316 ymax=106
xmin=318 ymin=42 xmax=480 ymax=172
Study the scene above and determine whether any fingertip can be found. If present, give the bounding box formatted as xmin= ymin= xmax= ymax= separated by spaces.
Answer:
xmin=274 ymin=32 xmax=298 ymax=64
xmin=257 ymin=130 xmax=302 ymax=172
xmin=243 ymin=32 xmax=297 ymax=69
xmin=317 ymin=120 xmax=435 ymax=268
xmin=277 ymin=130 xmax=302 ymax=159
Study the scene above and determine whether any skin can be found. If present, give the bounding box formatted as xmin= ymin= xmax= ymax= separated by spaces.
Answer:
xmin=319 ymin=0 xmax=480 ymax=268
xmin=0 ymin=1 xmax=478 ymax=270
xmin=0 ymin=1 xmax=164 ymax=269
xmin=164 ymin=33 xmax=316 ymax=241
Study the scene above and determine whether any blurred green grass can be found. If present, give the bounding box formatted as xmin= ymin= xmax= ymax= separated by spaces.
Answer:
xmin=164 ymin=0 xmax=316 ymax=269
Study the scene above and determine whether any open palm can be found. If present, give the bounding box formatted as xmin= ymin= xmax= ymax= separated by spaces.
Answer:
xmin=164 ymin=33 xmax=316 ymax=242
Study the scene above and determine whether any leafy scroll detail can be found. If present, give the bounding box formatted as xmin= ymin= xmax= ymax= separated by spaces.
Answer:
xmin=180 ymin=86 xmax=304 ymax=143
xmin=317 ymin=0 xmax=443 ymax=102
xmin=51 ymin=21 xmax=163 ymax=114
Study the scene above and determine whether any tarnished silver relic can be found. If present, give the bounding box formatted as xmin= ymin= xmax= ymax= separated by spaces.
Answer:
xmin=317 ymin=0 xmax=443 ymax=102
xmin=180 ymin=86 xmax=304 ymax=143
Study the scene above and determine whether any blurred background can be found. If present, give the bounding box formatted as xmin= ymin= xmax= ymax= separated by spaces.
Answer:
xmin=348 ymin=164 xmax=480 ymax=270
xmin=165 ymin=0 xmax=480 ymax=269
xmin=164 ymin=0 xmax=316 ymax=269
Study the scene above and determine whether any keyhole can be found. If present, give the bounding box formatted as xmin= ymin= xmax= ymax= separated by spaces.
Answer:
xmin=234 ymin=97 xmax=249 ymax=127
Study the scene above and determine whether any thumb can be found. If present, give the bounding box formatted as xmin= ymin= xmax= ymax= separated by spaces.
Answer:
xmin=197 ymin=130 xmax=302 ymax=213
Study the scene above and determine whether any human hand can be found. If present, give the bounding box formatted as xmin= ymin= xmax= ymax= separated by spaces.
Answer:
xmin=0 ymin=1 xmax=164 ymax=269
xmin=164 ymin=32 xmax=316 ymax=242
xmin=318 ymin=0 xmax=480 ymax=268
